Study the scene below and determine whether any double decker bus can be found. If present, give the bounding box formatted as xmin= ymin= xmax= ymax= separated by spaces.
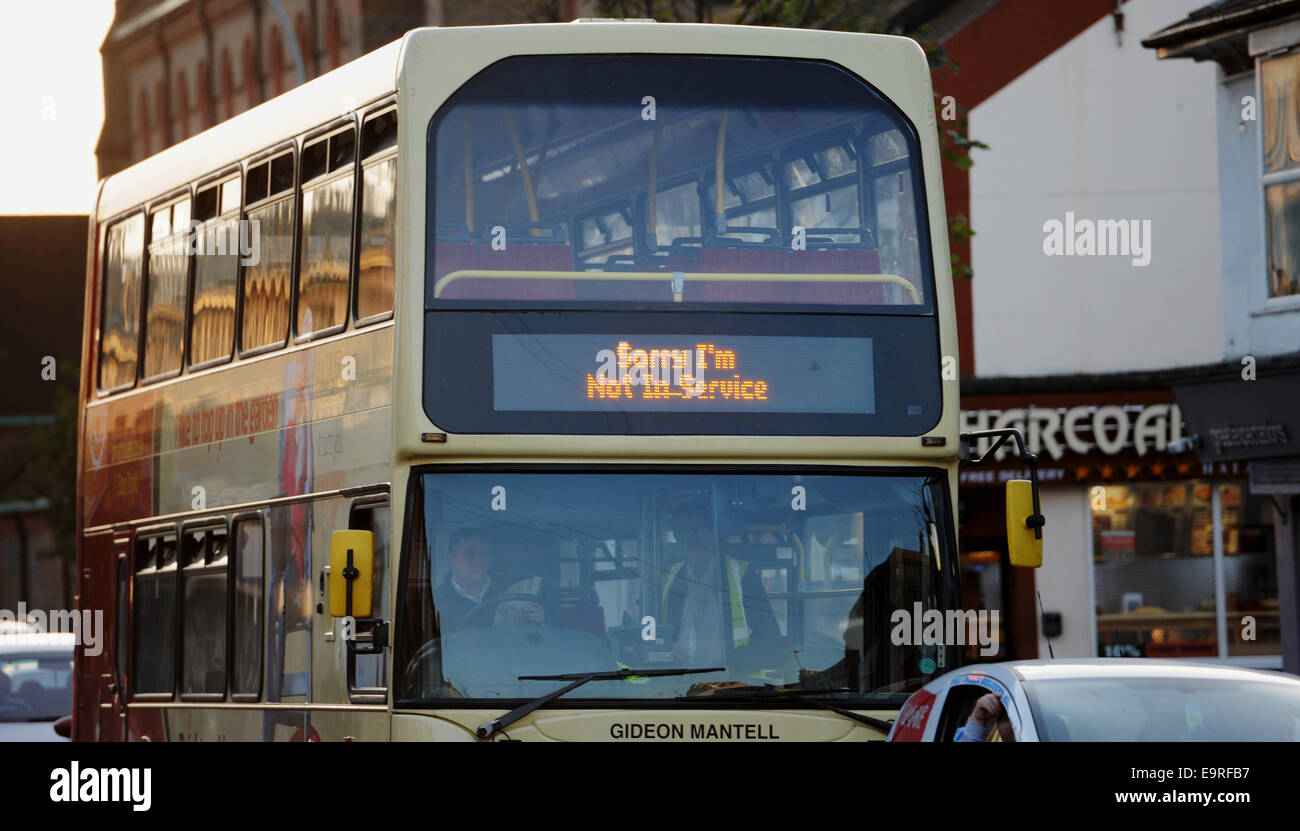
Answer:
xmin=76 ymin=20 xmax=1042 ymax=742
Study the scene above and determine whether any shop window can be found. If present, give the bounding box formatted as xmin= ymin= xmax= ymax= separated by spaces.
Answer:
xmin=1220 ymin=483 xmax=1281 ymax=656
xmin=1092 ymin=482 xmax=1218 ymax=658
xmin=1091 ymin=480 xmax=1281 ymax=662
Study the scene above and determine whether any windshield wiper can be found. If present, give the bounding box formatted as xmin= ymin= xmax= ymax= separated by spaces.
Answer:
xmin=677 ymin=684 xmax=894 ymax=732
xmin=476 ymin=666 xmax=726 ymax=740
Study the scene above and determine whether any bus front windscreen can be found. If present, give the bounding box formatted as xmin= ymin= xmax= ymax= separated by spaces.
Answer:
xmin=396 ymin=470 xmax=959 ymax=706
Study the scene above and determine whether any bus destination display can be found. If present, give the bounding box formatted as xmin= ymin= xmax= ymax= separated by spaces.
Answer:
xmin=492 ymin=334 xmax=874 ymax=413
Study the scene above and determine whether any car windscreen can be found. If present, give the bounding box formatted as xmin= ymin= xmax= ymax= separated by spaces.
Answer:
xmin=0 ymin=653 xmax=73 ymax=721
xmin=1023 ymin=676 xmax=1300 ymax=741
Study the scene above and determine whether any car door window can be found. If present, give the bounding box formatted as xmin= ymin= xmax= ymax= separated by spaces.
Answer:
xmin=936 ymin=677 xmax=1021 ymax=742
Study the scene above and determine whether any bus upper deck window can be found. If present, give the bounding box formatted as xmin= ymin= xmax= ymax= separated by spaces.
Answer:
xmin=98 ymin=213 xmax=145 ymax=392
xmin=356 ymin=109 xmax=397 ymax=323
xmin=143 ymin=198 xmax=190 ymax=380
xmin=242 ymin=154 xmax=293 ymax=354
xmin=299 ymin=130 xmax=354 ymax=338
xmin=191 ymin=176 xmax=240 ymax=367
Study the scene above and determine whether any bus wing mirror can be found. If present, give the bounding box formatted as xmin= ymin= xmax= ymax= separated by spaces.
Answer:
xmin=329 ymin=530 xmax=374 ymax=618
xmin=1005 ymin=479 xmax=1044 ymax=568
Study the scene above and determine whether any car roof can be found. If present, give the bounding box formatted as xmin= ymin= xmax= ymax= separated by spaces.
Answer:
xmin=992 ymin=659 xmax=1300 ymax=684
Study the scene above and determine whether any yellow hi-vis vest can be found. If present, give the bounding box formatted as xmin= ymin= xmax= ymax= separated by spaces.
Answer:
xmin=661 ymin=558 xmax=751 ymax=647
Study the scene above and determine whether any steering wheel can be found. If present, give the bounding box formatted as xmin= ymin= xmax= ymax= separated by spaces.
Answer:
xmin=459 ymin=593 xmax=546 ymax=629
xmin=401 ymin=637 xmax=441 ymax=693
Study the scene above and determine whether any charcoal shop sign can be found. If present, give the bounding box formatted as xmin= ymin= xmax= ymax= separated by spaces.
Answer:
xmin=960 ymin=403 xmax=1185 ymax=462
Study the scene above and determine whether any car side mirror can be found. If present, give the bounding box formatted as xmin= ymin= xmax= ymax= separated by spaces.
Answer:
xmin=53 ymin=714 xmax=72 ymax=739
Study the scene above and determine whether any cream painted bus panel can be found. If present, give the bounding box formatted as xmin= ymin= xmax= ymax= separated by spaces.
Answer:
xmin=391 ymin=709 xmax=887 ymax=741
xmin=82 ymin=326 xmax=393 ymax=528
xmin=149 ymin=707 xmax=389 ymax=741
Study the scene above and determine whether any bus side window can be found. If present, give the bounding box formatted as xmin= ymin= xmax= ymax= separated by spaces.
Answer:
xmin=132 ymin=533 xmax=177 ymax=696
xmin=180 ymin=523 xmax=228 ymax=698
xmin=348 ymin=500 xmax=389 ymax=696
xmin=299 ymin=128 xmax=354 ymax=338
xmin=242 ymin=153 xmax=294 ymax=353
xmin=190 ymin=176 xmax=240 ymax=367
xmin=355 ymin=108 xmax=397 ymax=323
xmin=143 ymin=197 xmax=190 ymax=380
xmin=99 ymin=213 xmax=145 ymax=392
xmin=231 ymin=515 xmax=264 ymax=699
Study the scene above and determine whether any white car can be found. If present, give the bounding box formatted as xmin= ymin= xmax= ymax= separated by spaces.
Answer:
xmin=0 ymin=632 xmax=74 ymax=741
xmin=888 ymin=659 xmax=1300 ymax=742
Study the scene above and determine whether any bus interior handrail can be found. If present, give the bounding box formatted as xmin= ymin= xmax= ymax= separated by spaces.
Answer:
xmin=432 ymin=268 xmax=923 ymax=303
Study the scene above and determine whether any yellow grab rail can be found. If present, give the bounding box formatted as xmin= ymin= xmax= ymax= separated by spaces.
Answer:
xmin=432 ymin=268 xmax=922 ymax=304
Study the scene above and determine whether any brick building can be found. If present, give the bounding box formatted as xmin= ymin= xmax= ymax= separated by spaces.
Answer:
xmin=96 ymin=0 xmax=591 ymax=178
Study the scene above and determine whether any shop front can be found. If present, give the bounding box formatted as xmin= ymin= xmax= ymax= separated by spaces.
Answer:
xmin=960 ymin=386 xmax=1283 ymax=669
xmin=1174 ymin=366 xmax=1300 ymax=674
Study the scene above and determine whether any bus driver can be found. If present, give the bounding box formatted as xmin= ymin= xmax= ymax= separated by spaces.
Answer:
xmin=435 ymin=527 xmax=545 ymax=633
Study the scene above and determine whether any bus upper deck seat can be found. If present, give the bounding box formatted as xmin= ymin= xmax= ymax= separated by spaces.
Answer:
xmin=478 ymin=241 xmax=576 ymax=300
xmin=581 ymin=253 xmax=670 ymax=301
xmin=663 ymin=237 xmax=704 ymax=276
xmin=692 ymin=245 xmax=792 ymax=303
xmin=787 ymin=247 xmax=888 ymax=305
xmin=436 ymin=239 xmax=577 ymax=301
xmin=432 ymin=240 xmax=481 ymax=297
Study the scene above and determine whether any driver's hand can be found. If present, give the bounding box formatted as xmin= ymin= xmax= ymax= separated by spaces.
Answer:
xmin=970 ymin=692 xmax=1004 ymax=725
xmin=522 ymin=602 xmax=545 ymax=624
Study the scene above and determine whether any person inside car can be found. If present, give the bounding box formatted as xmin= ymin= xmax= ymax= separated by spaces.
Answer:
xmin=953 ymin=692 xmax=1016 ymax=742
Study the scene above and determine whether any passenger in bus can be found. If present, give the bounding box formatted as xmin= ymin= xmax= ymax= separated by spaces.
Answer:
xmin=661 ymin=505 xmax=779 ymax=671
xmin=434 ymin=527 xmax=545 ymax=633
